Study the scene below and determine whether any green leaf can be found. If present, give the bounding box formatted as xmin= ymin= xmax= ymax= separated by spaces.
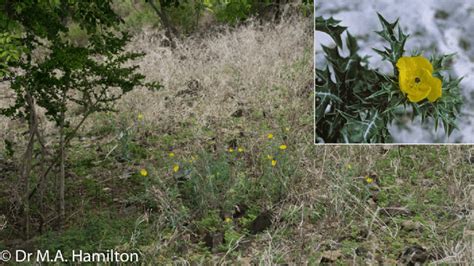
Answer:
xmin=315 ymin=91 xmax=343 ymax=104
xmin=315 ymin=16 xmax=347 ymax=48
xmin=376 ymin=13 xmax=399 ymax=39
xmin=346 ymin=32 xmax=358 ymax=56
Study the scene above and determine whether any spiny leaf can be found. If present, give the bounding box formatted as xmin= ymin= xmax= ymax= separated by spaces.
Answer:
xmin=316 ymin=91 xmax=343 ymax=104
xmin=377 ymin=13 xmax=399 ymax=37
xmin=315 ymin=16 xmax=347 ymax=48
xmin=346 ymin=32 xmax=358 ymax=56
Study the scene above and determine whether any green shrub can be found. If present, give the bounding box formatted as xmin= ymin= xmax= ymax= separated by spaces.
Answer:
xmin=204 ymin=0 xmax=278 ymax=25
xmin=113 ymin=0 xmax=160 ymax=31
xmin=167 ymin=1 xmax=204 ymax=34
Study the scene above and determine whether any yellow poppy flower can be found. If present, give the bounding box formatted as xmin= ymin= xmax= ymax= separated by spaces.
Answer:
xmin=271 ymin=159 xmax=277 ymax=167
xmin=279 ymin=144 xmax=287 ymax=150
xmin=396 ymin=56 xmax=442 ymax=103
xmin=267 ymin=133 xmax=273 ymax=139
xmin=173 ymin=164 xmax=180 ymax=173
xmin=365 ymin=176 xmax=374 ymax=184
xmin=139 ymin=169 xmax=148 ymax=177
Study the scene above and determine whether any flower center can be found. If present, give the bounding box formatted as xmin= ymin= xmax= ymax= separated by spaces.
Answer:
xmin=415 ymin=77 xmax=421 ymax=83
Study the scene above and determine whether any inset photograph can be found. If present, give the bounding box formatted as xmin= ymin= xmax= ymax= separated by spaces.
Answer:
xmin=315 ymin=0 xmax=474 ymax=143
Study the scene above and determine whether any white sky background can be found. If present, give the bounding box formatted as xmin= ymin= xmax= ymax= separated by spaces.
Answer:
xmin=315 ymin=0 xmax=474 ymax=143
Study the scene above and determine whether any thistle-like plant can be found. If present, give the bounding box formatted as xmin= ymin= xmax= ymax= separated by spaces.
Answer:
xmin=315 ymin=14 xmax=462 ymax=143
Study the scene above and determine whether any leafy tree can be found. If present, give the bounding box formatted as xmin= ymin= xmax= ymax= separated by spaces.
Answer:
xmin=0 ymin=31 xmax=22 ymax=77
xmin=0 ymin=0 xmax=160 ymax=237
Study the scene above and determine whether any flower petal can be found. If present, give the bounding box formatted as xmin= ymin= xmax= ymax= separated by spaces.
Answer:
xmin=412 ymin=56 xmax=433 ymax=73
xmin=427 ymin=76 xmax=442 ymax=102
xmin=407 ymin=89 xmax=430 ymax=102
xmin=407 ymin=71 xmax=431 ymax=102
xmin=397 ymin=57 xmax=415 ymax=73
xmin=398 ymin=68 xmax=411 ymax=94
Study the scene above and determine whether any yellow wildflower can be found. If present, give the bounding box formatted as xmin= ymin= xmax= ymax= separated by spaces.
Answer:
xmin=365 ymin=176 xmax=374 ymax=184
xmin=224 ymin=217 xmax=232 ymax=223
xmin=139 ymin=169 xmax=148 ymax=177
xmin=267 ymin=155 xmax=273 ymax=160
xmin=279 ymin=144 xmax=287 ymax=150
xmin=396 ymin=56 xmax=442 ymax=103
xmin=267 ymin=133 xmax=273 ymax=139
xmin=285 ymin=127 xmax=290 ymax=132
xmin=228 ymin=147 xmax=234 ymax=153
xmin=137 ymin=113 xmax=144 ymax=121
xmin=173 ymin=164 xmax=180 ymax=173
xmin=238 ymin=147 xmax=244 ymax=153
xmin=271 ymin=159 xmax=277 ymax=167
xmin=168 ymin=152 xmax=175 ymax=158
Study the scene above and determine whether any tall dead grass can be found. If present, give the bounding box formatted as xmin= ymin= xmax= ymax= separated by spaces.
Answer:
xmin=118 ymin=15 xmax=313 ymax=139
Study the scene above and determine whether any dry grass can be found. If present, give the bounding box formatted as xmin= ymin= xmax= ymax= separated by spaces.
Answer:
xmin=247 ymin=145 xmax=473 ymax=264
xmin=115 ymin=15 xmax=313 ymax=142
xmin=0 ymin=13 xmax=313 ymax=169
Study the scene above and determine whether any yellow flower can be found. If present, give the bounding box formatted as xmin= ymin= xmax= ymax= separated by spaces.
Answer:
xmin=168 ymin=152 xmax=175 ymax=158
xmin=396 ymin=56 xmax=442 ymax=103
xmin=279 ymin=144 xmax=287 ymax=150
xmin=139 ymin=169 xmax=148 ymax=177
xmin=267 ymin=133 xmax=273 ymax=139
xmin=224 ymin=217 xmax=232 ymax=223
xmin=173 ymin=164 xmax=180 ymax=173
xmin=228 ymin=147 xmax=234 ymax=153
xmin=271 ymin=159 xmax=277 ymax=167
xmin=238 ymin=147 xmax=244 ymax=153
xmin=267 ymin=155 xmax=273 ymax=160
xmin=285 ymin=127 xmax=290 ymax=132
xmin=137 ymin=113 xmax=144 ymax=121
xmin=365 ymin=176 xmax=374 ymax=184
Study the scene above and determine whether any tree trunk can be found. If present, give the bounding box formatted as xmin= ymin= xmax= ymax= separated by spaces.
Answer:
xmin=58 ymin=90 xmax=66 ymax=229
xmin=37 ymin=129 xmax=47 ymax=234
xmin=148 ymin=0 xmax=179 ymax=48
xmin=21 ymin=92 xmax=37 ymax=239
